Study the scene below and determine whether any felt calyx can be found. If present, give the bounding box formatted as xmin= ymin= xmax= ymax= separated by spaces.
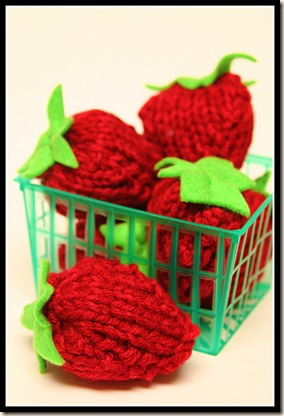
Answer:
xmin=253 ymin=170 xmax=272 ymax=197
xmin=154 ymin=156 xmax=255 ymax=217
xmin=18 ymin=85 xmax=78 ymax=179
xmin=146 ymin=53 xmax=257 ymax=91
xmin=21 ymin=259 xmax=64 ymax=373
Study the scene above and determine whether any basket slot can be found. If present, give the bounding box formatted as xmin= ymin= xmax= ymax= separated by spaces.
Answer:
xmin=148 ymin=220 xmax=157 ymax=278
xmin=177 ymin=272 xmax=192 ymax=306
xmin=191 ymin=231 xmax=201 ymax=324
xmin=199 ymin=276 xmax=215 ymax=311
xmin=177 ymin=229 xmax=196 ymax=270
xmin=155 ymin=224 xmax=173 ymax=265
xmin=35 ymin=192 xmax=50 ymax=231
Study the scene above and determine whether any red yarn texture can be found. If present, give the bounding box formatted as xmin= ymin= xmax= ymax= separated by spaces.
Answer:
xmin=44 ymin=257 xmax=200 ymax=382
xmin=147 ymin=180 xmax=272 ymax=308
xmin=40 ymin=110 xmax=160 ymax=209
xmin=200 ymin=189 xmax=272 ymax=309
xmin=139 ymin=73 xmax=254 ymax=168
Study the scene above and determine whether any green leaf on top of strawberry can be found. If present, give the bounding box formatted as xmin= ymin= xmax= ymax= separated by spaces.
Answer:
xmin=17 ymin=85 xmax=160 ymax=209
xmin=146 ymin=53 xmax=257 ymax=91
xmin=18 ymin=85 xmax=78 ymax=179
xmin=139 ymin=52 xmax=257 ymax=169
xmin=154 ymin=156 xmax=255 ymax=217
xmin=253 ymin=169 xmax=272 ymax=197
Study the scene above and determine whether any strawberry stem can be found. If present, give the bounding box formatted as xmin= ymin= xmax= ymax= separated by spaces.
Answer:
xmin=146 ymin=53 xmax=257 ymax=91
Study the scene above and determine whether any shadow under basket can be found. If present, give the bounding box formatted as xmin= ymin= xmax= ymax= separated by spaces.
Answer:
xmin=15 ymin=154 xmax=273 ymax=356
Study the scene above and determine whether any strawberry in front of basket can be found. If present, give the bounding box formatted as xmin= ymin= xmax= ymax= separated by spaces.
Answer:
xmin=18 ymin=85 xmax=160 ymax=209
xmin=21 ymin=257 xmax=200 ymax=382
xmin=139 ymin=53 xmax=256 ymax=168
xmin=147 ymin=156 xmax=258 ymax=306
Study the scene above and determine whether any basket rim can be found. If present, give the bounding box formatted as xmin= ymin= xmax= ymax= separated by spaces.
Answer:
xmin=14 ymin=153 xmax=273 ymax=241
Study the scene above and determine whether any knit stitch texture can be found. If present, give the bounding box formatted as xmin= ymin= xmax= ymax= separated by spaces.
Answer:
xmin=147 ymin=180 xmax=272 ymax=308
xmin=139 ymin=73 xmax=254 ymax=168
xmin=44 ymin=257 xmax=200 ymax=382
xmin=40 ymin=110 xmax=160 ymax=209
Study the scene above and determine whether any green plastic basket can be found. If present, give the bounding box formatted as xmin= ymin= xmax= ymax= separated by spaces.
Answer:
xmin=15 ymin=153 xmax=273 ymax=356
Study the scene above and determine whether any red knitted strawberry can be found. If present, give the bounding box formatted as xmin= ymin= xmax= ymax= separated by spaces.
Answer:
xmin=18 ymin=85 xmax=160 ymax=209
xmin=146 ymin=156 xmax=259 ymax=305
xmin=200 ymin=186 xmax=272 ymax=309
xmin=21 ymin=257 xmax=200 ymax=382
xmin=139 ymin=53 xmax=256 ymax=168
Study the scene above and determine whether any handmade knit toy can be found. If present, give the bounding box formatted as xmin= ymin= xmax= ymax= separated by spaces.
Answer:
xmin=200 ymin=184 xmax=272 ymax=309
xmin=146 ymin=156 xmax=267 ymax=307
xmin=21 ymin=257 xmax=200 ymax=382
xmin=98 ymin=172 xmax=272 ymax=309
xmin=18 ymin=85 xmax=160 ymax=210
xmin=138 ymin=53 xmax=256 ymax=169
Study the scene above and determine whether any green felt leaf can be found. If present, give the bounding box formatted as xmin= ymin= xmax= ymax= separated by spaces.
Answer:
xmin=155 ymin=157 xmax=193 ymax=178
xmin=21 ymin=259 xmax=64 ymax=372
xmin=180 ymin=170 xmax=211 ymax=204
xmin=243 ymin=80 xmax=256 ymax=87
xmin=196 ymin=157 xmax=255 ymax=191
xmin=36 ymin=352 xmax=47 ymax=374
xmin=155 ymin=156 xmax=254 ymax=217
xmin=18 ymin=133 xmax=51 ymax=174
xmin=21 ymin=302 xmax=36 ymax=330
xmin=51 ymin=135 xmax=79 ymax=168
xmin=47 ymin=85 xmax=73 ymax=135
xmin=254 ymin=170 xmax=272 ymax=196
xmin=17 ymin=85 xmax=78 ymax=179
xmin=146 ymin=53 xmax=257 ymax=91
xmin=208 ymin=176 xmax=251 ymax=217
xmin=18 ymin=141 xmax=54 ymax=179
xmin=33 ymin=319 xmax=63 ymax=366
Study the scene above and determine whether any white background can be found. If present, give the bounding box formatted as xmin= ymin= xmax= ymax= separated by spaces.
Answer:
xmin=6 ymin=5 xmax=276 ymax=409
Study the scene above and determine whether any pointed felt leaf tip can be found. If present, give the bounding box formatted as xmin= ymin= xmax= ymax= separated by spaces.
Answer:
xmin=47 ymin=84 xmax=69 ymax=130
xmin=239 ymin=201 xmax=251 ymax=218
xmin=51 ymin=135 xmax=79 ymax=169
xmin=243 ymin=80 xmax=256 ymax=87
xmin=145 ymin=83 xmax=161 ymax=91
xmin=36 ymin=353 xmax=47 ymax=374
xmin=233 ymin=52 xmax=257 ymax=62
xmin=21 ymin=303 xmax=36 ymax=330
xmin=254 ymin=169 xmax=272 ymax=196
xmin=22 ymin=258 xmax=65 ymax=370
xmin=145 ymin=80 xmax=175 ymax=92
xmin=155 ymin=157 xmax=191 ymax=170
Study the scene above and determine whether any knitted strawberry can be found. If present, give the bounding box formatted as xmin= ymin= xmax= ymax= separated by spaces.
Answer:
xmin=220 ymin=173 xmax=272 ymax=307
xmin=147 ymin=156 xmax=258 ymax=306
xmin=139 ymin=53 xmax=256 ymax=168
xmin=21 ymin=257 xmax=200 ymax=382
xmin=200 ymin=185 xmax=272 ymax=309
xmin=18 ymin=85 xmax=160 ymax=209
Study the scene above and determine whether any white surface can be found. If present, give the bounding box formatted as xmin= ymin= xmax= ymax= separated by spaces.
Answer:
xmin=6 ymin=5 xmax=276 ymax=408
